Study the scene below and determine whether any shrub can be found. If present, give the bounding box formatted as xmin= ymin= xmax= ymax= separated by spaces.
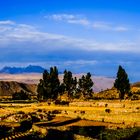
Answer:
xmin=0 ymin=125 xmax=12 ymax=138
xmin=54 ymin=100 xmax=61 ymax=105
xmin=61 ymin=101 xmax=69 ymax=106
xmin=48 ymin=102 xmax=51 ymax=106
xmin=80 ymin=111 xmax=85 ymax=114
xmin=136 ymin=107 xmax=140 ymax=110
xmin=47 ymin=112 xmax=54 ymax=121
xmin=105 ymin=109 xmax=111 ymax=113
xmin=37 ymin=109 xmax=42 ymax=112
xmin=52 ymin=110 xmax=61 ymax=114
xmin=100 ymin=127 xmax=140 ymax=140
xmin=17 ymin=111 xmax=25 ymax=114
xmin=12 ymin=90 xmax=30 ymax=100
xmin=54 ymin=100 xmax=69 ymax=106
xmin=19 ymin=120 xmax=32 ymax=132
xmin=31 ymin=115 xmax=40 ymax=123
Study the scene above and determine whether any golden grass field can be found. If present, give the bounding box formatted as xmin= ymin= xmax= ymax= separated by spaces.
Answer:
xmin=0 ymin=100 xmax=140 ymax=129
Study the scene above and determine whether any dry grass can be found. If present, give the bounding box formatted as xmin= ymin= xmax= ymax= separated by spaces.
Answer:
xmin=0 ymin=100 xmax=140 ymax=128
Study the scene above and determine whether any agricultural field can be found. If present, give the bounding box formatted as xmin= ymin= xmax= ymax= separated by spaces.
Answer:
xmin=0 ymin=100 xmax=140 ymax=139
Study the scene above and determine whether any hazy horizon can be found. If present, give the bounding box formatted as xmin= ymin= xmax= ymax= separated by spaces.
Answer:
xmin=0 ymin=0 xmax=140 ymax=82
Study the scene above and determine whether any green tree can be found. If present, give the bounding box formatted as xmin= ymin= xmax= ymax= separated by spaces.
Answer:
xmin=63 ymin=70 xmax=73 ymax=98
xmin=37 ymin=66 xmax=60 ymax=100
xmin=63 ymin=70 xmax=78 ymax=98
xmin=71 ymin=77 xmax=78 ymax=95
xmin=49 ymin=66 xmax=60 ymax=99
xmin=114 ymin=65 xmax=130 ymax=99
xmin=78 ymin=72 xmax=94 ymax=99
xmin=59 ymin=83 xmax=65 ymax=95
xmin=37 ymin=79 xmax=45 ymax=100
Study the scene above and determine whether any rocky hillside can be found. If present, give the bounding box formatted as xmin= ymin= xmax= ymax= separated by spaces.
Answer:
xmin=0 ymin=81 xmax=37 ymax=96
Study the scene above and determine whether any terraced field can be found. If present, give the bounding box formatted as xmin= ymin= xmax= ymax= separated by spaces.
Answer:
xmin=0 ymin=100 xmax=140 ymax=139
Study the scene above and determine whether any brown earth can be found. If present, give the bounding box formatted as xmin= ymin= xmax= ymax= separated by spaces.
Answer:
xmin=0 ymin=81 xmax=37 ymax=96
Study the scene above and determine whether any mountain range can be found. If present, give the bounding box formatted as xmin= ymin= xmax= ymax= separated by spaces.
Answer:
xmin=0 ymin=65 xmax=45 ymax=74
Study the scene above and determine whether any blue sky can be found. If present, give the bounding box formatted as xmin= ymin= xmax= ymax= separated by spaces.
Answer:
xmin=0 ymin=0 xmax=140 ymax=82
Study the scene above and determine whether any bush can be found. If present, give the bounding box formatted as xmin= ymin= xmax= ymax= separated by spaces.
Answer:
xmin=31 ymin=115 xmax=40 ymax=123
xmin=19 ymin=120 xmax=32 ymax=132
xmin=105 ymin=109 xmax=111 ymax=113
xmin=54 ymin=100 xmax=69 ymax=106
xmin=12 ymin=90 xmax=30 ymax=100
xmin=47 ymin=114 xmax=53 ymax=121
xmin=54 ymin=100 xmax=61 ymax=105
xmin=52 ymin=110 xmax=61 ymax=114
xmin=136 ymin=107 xmax=140 ymax=110
xmin=17 ymin=111 xmax=25 ymax=114
xmin=48 ymin=102 xmax=51 ymax=106
xmin=80 ymin=111 xmax=85 ymax=114
xmin=0 ymin=125 xmax=12 ymax=138
xmin=37 ymin=109 xmax=42 ymax=112
xmin=100 ymin=127 xmax=140 ymax=140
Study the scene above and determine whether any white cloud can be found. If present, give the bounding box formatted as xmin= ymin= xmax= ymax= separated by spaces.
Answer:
xmin=92 ymin=22 xmax=111 ymax=30
xmin=0 ymin=26 xmax=12 ymax=32
xmin=67 ymin=19 xmax=90 ymax=26
xmin=0 ymin=20 xmax=15 ymax=25
xmin=92 ymin=22 xmax=129 ymax=32
xmin=64 ymin=60 xmax=98 ymax=65
xmin=0 ymin=20 xmax=138 ymax=52
xmin=46 ymin=14 xmax=129 ymax=32
xmin=45 ymin=14 xmax=90 ymax=26
xmin=47 ymin=14 xmax=75 ymax=21
xmin=114 ymin=26 xmax=128 ymax=32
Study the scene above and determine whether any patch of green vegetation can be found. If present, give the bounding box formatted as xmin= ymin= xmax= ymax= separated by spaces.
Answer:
xmin=0 ymin=125 xmax=13 ymax=139
xmin=0 ymin=100 xmax=37 ymax=103
xmin=100 ymin=127 xmax=140 ymax=140
xmin=19 ymin=119 xmax=32 ymax=132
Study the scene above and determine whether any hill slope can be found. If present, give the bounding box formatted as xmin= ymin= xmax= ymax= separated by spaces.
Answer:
xmin=0 ymin=81 xmax=37 ymax=96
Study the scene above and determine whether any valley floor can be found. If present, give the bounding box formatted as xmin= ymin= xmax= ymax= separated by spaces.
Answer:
xmin=0 ymin=100 xmax=140 ymax=127
xmin=0 ymin=100 xmax=140 ymax=139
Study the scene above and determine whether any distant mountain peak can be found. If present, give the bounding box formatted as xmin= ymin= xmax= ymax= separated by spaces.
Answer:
xmin=0 ymin=65 xmax=45 ymax=74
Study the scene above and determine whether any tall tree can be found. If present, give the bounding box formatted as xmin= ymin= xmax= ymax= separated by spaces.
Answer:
xmin=62 ymin=70 xmax=78 ymax=98
xmin=63 ymin=70 xmax=73 ymax=98
xmin=114 ymin=65 xmax=130 ymax=99
xmin=49 ymin=66 xmax=60 ymax=99
xmin=71 ymin=77 xmax=78 ymax=93
xmin=37 ymin=79 xmax=45 ymax=100
xmin=78 ymin=72 xmax=94 ymax=99
xmin=37 ymin=66 xmax=60 ymax=100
